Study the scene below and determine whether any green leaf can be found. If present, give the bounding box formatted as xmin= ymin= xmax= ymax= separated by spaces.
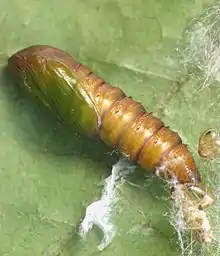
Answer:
xmin=0 ymin=0 xmax=218 ymax=255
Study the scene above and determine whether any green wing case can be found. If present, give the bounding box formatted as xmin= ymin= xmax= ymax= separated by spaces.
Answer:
xmin=7 ymin=45 xmax=101 ymax=137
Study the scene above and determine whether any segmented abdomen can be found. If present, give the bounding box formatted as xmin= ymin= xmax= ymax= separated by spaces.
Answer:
xmin=73 ymin=63 xmax=201 ymax=184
